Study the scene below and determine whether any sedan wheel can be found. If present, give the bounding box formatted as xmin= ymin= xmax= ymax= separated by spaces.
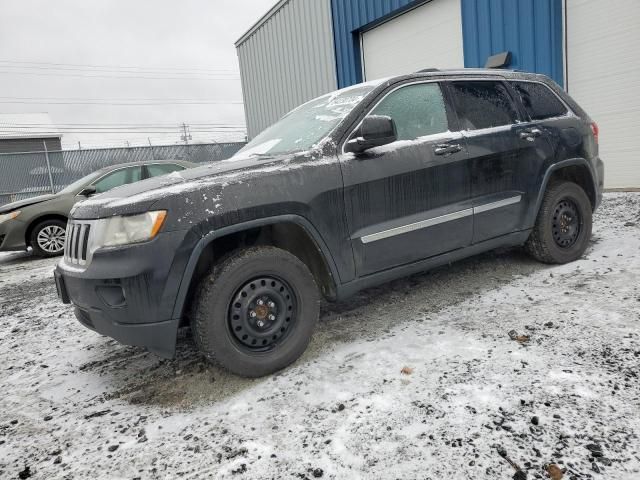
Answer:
xmin=30 ymin=219 xmax=67 ymax=257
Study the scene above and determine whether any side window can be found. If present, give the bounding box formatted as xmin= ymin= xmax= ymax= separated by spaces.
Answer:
xmin=449 ymin=81 xmax=519 ymax=130
xmin=93 ymin=166 xmax=142 ymax=194
xmin=511 ymin=81 xmax=568 ymax=120
xmin=147 ymin=164 xmax=185 ymax=177
xmin=369 ymin=83 xmax=449 ymax=141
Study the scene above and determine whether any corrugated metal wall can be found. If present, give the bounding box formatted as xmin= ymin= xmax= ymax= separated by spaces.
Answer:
xmin=461 ymin=0 xmax=564 ymax=86
xmin=0 ymin=137 xmax=61 ymax=154
xmin=331 ymin=0 xmax=427 ymax=88
xmin=238 ymin=0 xmax=566 ymax=134
xmin=236 ymin=0 xmax=338 ymax=139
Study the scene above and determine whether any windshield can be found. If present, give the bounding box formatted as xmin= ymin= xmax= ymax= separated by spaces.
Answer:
xmin=235 ymin=84 xmax=376 ymax=157
xmin=57 ymin=170 xmax=102 ymax=195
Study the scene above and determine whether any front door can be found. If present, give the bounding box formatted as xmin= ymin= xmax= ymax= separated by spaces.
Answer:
xmin=446 ymin=80 xmax=553 ymax=243
xmin=338 ymin=81 xmax=472 ymax=277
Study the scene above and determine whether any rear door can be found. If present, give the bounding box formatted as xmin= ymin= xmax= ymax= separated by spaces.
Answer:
xmin=92 ymin=166 xmax=143 ymax=194
xmin=339 ymin=81 xmax=472 ymax=277
xmin=447 ymin=80 xmax=553 ymax=243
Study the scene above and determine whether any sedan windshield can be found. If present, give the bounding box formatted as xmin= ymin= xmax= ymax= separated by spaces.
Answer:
xmin=235 ymin=84 xmax=376 ymax=158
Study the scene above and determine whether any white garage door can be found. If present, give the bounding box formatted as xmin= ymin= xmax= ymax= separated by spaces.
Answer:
xmin=566 ymin=0 xmax=640 ymax=188
xmin=361 ymin=0 xmax=464 ymax=81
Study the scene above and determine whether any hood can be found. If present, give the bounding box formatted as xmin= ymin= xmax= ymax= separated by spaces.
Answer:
xmin=70 ymin=153 xmax=300 ymax=219
xmin=0 ymin=193 xmax=57 ymax=214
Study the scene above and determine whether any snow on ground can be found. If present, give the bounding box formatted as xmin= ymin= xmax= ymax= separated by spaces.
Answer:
xmin=1 ymin=193 xmax=639 ymax=480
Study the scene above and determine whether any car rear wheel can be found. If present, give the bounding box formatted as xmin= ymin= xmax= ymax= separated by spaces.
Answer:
xmin=191 ymin=246 xmax=320 ymax=377
xmin=525 ymin=181 xmax=592 ymax=264
xmin=30 ymin=219 xmax=67 ymax=257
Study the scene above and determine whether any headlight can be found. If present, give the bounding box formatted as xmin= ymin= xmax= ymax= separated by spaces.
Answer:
xmin=95 ymin=210 xmax=167 ymax=248
xmin=0 ymin=211 xmax=20 ymax=224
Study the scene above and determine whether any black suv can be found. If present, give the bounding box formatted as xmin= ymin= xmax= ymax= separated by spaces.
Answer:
xmin=54 ymin=70 xmax=603 ymax=377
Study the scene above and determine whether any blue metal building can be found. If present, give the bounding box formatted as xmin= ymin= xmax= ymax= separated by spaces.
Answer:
xmin=237 ymin=0 xmax=640 ymax=187
xmin=330 ymin=0 xmax=564 ymax=88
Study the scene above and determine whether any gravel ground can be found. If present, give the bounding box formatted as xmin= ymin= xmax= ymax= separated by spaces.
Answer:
xmin=0 ymin=193 xmax=639 ymax=480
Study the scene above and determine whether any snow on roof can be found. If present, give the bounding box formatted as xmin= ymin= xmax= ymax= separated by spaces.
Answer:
xmin=0 ymin=113 xmax=62 ymax=140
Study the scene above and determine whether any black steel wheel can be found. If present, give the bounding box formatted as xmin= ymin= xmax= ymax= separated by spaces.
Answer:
xmin=551 ymin=198 xmax=581 ymax=248
xmin=228 ymin=276 xmax=297 ymax=352
xmin=191 ymin=246 xmax=320 ymax=377
xmin=525 ymin=181 xmax=592 ymax=264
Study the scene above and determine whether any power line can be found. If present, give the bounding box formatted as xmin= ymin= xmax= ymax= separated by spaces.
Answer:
xmin=0 ymin=96 xmax=242 ymax=101
xmin=0 ymin=65 xmax=239 ymax=75
xmin=0 ymin=125 xmax=245 ymax=130
xmin=0 ymin=70 xmax=239 ymax=81
xmin=0 ymin=130 xmax=246 ymax=134
xmin=0 ymin=123 xmax=245 ymax=129
xmin=0 ymin=100 xmax=244 ymax=105
xmin=0 ymin=59 xmax=239 ymax=74
xmin=1 ymin=122 xmax=245 ymax=126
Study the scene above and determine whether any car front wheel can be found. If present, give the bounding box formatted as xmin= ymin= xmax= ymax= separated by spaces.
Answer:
xmin=30 ymin=219 xmax=67 ymax=257
xmin=191 ymin=246 xmax=320 ymax=377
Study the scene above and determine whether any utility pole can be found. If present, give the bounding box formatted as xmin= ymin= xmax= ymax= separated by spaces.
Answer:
xmin=77 ymin=141 xmax=82 ymax=150
xmin=180 ymin=123 xmax=192 ymax=146
xmin=148 ymin=137 xmax=155 ymax=160
xmin=42 ymin=140 xmax=55 ymax=194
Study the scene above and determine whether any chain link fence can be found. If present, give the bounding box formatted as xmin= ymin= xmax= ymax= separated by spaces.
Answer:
xmin=0 ymin=142 xmax=245 ymax=207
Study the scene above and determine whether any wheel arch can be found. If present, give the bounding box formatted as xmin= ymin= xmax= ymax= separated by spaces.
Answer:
xmin=533 ymin=159 xmax=597 ymax=221
xmin=25 ymin=213 xmax=68 ymax=247
xmin=172 ymin=215 xmax=341 ymax=321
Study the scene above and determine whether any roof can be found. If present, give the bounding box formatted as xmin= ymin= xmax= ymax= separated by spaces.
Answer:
xmin=411 ymin=68 xmax=527 ymax=76
xmin=393 ymin=68 xmax=549 ymax=82
xmin=0 ymin=113 xmax=62 ymax=140
xmin=235 ymin=0 xmax=288 ymax=47
xmin=94 ymin=159 xmax=198 ymax=173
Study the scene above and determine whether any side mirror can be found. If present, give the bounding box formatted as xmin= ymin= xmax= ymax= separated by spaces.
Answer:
xmin=78 ymin=186 xmax=97 ymax=197
xmin=345 ymin=115 xmax=397 ymax=154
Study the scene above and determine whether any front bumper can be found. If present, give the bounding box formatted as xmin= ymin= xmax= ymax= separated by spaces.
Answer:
xmin=0 ymin=218 xmax=28 ymax=252
xmin=54 ymin=229 xmax=193 ymax=358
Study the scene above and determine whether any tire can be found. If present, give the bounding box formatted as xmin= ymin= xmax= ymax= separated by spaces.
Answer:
xmin=525 ymin=181 xmax=592 ymax=264
xmin=191 ymin=246 xmax=320 ymax=377
xmin=30 ymin=219 xmax=67 ymax=257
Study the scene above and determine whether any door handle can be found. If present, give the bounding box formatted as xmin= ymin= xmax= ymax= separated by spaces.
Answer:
xmin=434 ymin=144 xmax=462 ymax=155
xmin=519 ymin=131 xmax=534 ymax=141
xmin=519 ymin=128 xmax=542 ymax=141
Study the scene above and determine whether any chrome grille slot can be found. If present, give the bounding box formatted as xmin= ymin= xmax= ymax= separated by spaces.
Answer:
xmin=64 ymin=221 xmax=92 ymax=266
xmin=81 ymin=225 xmax=90 ymax=260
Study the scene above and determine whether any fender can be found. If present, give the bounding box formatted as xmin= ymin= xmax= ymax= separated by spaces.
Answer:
xmin=530 ymin=158 xmax=597 ymax=225
xmin=171 ymin=214 xmax=342 ymax=320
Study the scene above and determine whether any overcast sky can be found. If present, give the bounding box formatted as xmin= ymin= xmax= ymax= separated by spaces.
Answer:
xmin=0 ymin=0 xmax=275 ymax=148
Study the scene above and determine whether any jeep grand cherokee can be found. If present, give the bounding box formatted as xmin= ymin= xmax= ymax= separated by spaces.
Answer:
xmin=54 ymin=69 xmax=604 ymax=377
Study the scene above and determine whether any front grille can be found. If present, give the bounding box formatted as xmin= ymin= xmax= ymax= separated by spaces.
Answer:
xmin=65 ymin=221 xmax=92 ymax=265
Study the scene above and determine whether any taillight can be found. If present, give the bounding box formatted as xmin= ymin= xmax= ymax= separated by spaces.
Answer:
xmin=590 ymin=122 xmax=599 ymax=144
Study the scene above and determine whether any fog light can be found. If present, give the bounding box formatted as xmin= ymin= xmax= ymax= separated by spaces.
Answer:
xmin=96 ymin=285 xmax=126 ymax=308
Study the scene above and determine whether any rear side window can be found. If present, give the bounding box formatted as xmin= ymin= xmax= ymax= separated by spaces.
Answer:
xmin=93 ymin=166 xmax=142 ymax=194
xmin=511 ymin=81 xmax=568 ymax=120
xmin=449 ymin=81 xmax=519 ymax=130
xmin=370 ymin=83 xmax=449 ymax=141
xmin=147 ymin=163 xmax=185 ymax=177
